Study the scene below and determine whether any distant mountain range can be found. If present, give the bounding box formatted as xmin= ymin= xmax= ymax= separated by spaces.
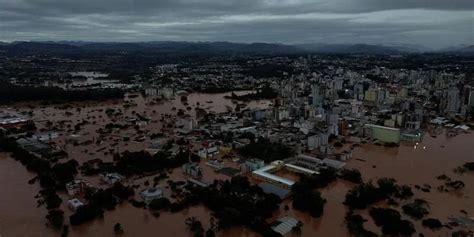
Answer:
xmin=0 ymin=41 xmax=301 ymax=55
xmin=296 ymin=43 xmax=404 ymax=54
xmin=0 ymin=41 xmax=472 ymax=55
xmin=437 ymin=45 xmax=474 ymax=53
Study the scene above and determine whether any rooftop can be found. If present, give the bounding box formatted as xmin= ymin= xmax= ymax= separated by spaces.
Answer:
xmin=253 ymin=165 xmax=296 ymax=187
xmin=270 ymin=216 xmax=299 ymax=236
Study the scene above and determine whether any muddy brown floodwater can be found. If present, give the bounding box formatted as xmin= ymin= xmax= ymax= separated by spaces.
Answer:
xmin=274 ymin=131 xmax=474 ymax=237
xmin=0 ymin=92 xmax=473 ymax=236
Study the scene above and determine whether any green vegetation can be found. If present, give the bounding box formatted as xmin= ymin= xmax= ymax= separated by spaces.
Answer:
xmin=80 ymin=150 xmax=196 ymax=176
xmin=0 ymin=135 xmax=83 ymax=230
xmin=345 ymin=211 xmax=377 ymax=237
xmin=299 ymin=167 xmax=337 ymax=189
xmin=0 ymin=82 xmax=124 ymax=104
xmin=245 ymin=64 xmax=293 ymax=78
xmin=402 ymin=199 xmax=430 ymax=219
xmin=238 ymin=138 xmax=294 ymax=162
xmin=445 ymin=180 xmax=465 ymax=190
xmin=51 ymin=159 xmax=79 ymax=189
xmin=61 ymin=226 xmax=69 ymax=237
xmin=464 ymin=162 xmax=474 ymax=171
xmin=114 ymin=223 xmax=124 ymax=235
xmin=185 ymin=217 xmax=205 ymax=237
xmin=0 ymin=135 xmax=79 ymax=190
xmin=41 ymin=188 xmax=63 ymax=209
xmin=344 ymin=178 xmax=414 ymax=209
xmin=70 ymin=183 xmax=134 ymax=225
xmin=148 ymin=198 xmax=171 ymax=211
xmin=180 ymin=176 xmax=282 ymax=236
xmin=129 ymin=199 xmax=146 ymax=208
xmin=46 ymin=209 xmax=64 ymax=229
xmin=344 ymin=182 xmax=380 ymax=209
xmin=396 ymin=185 xmax=415 ymax=199
xmin=228 ymin=85 xmax=278 ymax=101
xmin=422 ymin=218 xmax=443 ymax=230
xmin=339 ymin=168 xmax=363 ymax=184
xmin=455 ymin=162 xmax=474 ymax=174
xmin=69 ymin=205 xmax=104 ymax=226
xmin=369 ymin=207 xmax=415 ymax=236
xmin=291 ymin=221 xmax=303 ymax=235
xmin=292 ymin=181 xmax=326 ymax=218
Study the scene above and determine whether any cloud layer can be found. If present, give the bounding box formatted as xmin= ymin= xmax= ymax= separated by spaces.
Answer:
xmin=1 ymin=0 xmax=473 ymax=48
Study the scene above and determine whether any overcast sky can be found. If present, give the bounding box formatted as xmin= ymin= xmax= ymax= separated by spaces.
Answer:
xmin=0 ymin=0 xmax=472 ymax=48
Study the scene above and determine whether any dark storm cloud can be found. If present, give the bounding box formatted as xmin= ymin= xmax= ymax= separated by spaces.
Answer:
xmin=0 ymin=0 xmax=472 ymax=48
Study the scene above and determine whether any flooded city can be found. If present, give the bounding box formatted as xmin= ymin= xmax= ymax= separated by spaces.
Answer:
xmin=1 ymin=91 xmax=473 ymax=237
xmin=0 ymin=27 xmax=473 ymax=237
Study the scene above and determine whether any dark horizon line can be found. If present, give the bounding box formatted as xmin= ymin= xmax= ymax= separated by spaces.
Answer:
xmin=0 ymin=40 xmax=472 ymax=50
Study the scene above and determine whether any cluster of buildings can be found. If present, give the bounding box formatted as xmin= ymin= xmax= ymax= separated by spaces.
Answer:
xmin=0 ymin=112 xmax=29 ymax=129
xmin=249 ymin=154 xmax=346 ymax=191
xmin=2 ymin=52 xmax=473 ymax=236
xmin=151 ymin=55 xmax=473 ymax=203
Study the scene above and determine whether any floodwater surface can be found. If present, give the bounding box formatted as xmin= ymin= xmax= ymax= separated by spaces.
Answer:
xmin=0 ymin=93 xmax=472 ymax=237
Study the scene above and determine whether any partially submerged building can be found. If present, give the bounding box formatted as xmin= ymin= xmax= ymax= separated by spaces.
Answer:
xmin=99 ymin=173 xmax=124 ymax=185
xmin=364 ymin=124 xmax=401 ymax=144
xmin=67 ymin=198 xmax=85 ymax=211
xmin=270 ymin=217 xmax=300 ymax=236
xmin=140 ymin=187 xmax=164 ymax=204
xmin=241 ymin=158 xmax=265 ymax=173
xmin=206 ymin=159 xmax=225 ymax=170
xmin=0 ymin=112 xmax=28 ymax=129
xmin=252 ymin=163 xmax=296 ymax=189
xmin=182 ymin=162 xmax=202 ymax=178
xmin=66 ymin=179 xmax=92 ymax=196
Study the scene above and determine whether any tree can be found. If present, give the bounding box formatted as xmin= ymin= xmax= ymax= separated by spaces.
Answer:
xmin=339 ymin=169 xmax=363 ymax=184
xmin=69 ymin=205 xmax=104 ymax=226
xmin=344 ymin=182 xmax=380 ymax=209
xmin=344 ymin=178 xmax=414 ymax=209
xmin=61 ymin=225 xmax=69 ymax=237
xmin=52 ymin=159 xmax=79 ymax=188
xmin=238 ymin=139 xmax=294 ymax=162
xmin=291 ymin=221 xmax=303 ymax=235
xmin=185 ymin=217 xmax=204 ymax=237
xmin=42 ymin=189 xmax=62 ymax=209
xmin=463 ymin=162 xmax=474 ymax=171
xmin=114 ymin=223 xmax=124 ymax=235
xmin=369 ymin=207 xmax=415 ymax=236
xmin=46 ymin=210 xmax=64 ymax=229
xmin=292 ymin=182 xmax=326 ymax=218
xmin=205 ymin=229 xmax=216 ymax=237
xmin=395 ymin=185 xmax=414 ymax=199
xmin=422 ymin=218 xmax=442 ymax=230
xmin=376 ymin=178 xmax=397 ymax=198
xmin=0 ymin=82 xmax=124 ymax=103
xmin=300 ymin=167 xmax=337 ymax=189
xmin=446 ymin=180 xmax=465 ymax=190
xmin=345 ymin=211 xmax=377 ymax=237
xmin=402 ymin=199 xmax=430 ymax=219
xmin=148 ymin=198 xmax=171 ymax=211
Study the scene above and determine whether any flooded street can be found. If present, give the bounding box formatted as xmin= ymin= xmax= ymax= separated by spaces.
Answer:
xmin=1 ymin=92 xmax=473 ymax=237
xmin=0 ymin=152 xmax=54 ymax=237
xmin=4 ymin=91 xmax=270 ymax=165
xmin=347 ymin=132 xmax=474 ymax=236
xmin=0 ymin=91 xmax=271 ymax=237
